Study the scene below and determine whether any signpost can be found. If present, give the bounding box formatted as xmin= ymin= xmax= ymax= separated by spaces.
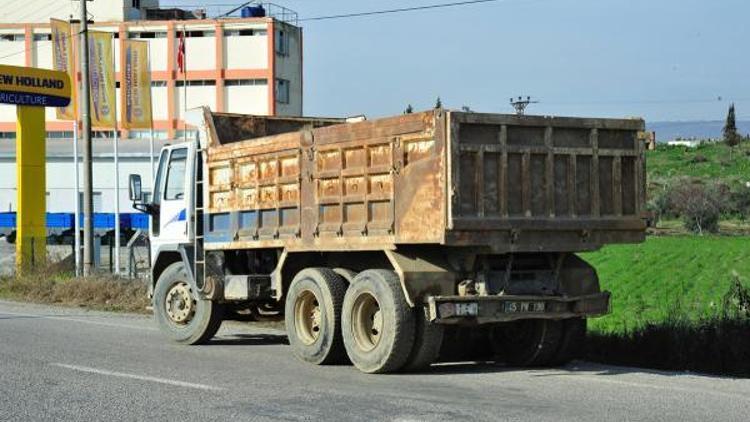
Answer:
xmin=0 ymin=64 xmax=71 ymax=270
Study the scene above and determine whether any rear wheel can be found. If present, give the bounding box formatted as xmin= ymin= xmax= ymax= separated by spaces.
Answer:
xmin=401 ymin=306 xmax=444 ymax=372
xmin=550 ymin=318 xmax=587 ymax=365
xmin=153 ymin=261 xmax=224 ymax=345
xmin=342 ymin=270 xmax=415 ymax=374
xmin=490 ymin=319 xmax=564 ymax=367
xmin=285 ymin=268 xmax=348 ymax=365
xmin=332 ymin=268 xmax=357 ymax=283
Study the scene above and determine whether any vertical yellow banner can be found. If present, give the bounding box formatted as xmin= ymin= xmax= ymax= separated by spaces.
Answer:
xmin=121 ymin=40 xmax=153 ymax=129
xmin=88 ymin=31 xmax=117 ymax=128
xmin=50 ymin=19 xmax=77 ymax=121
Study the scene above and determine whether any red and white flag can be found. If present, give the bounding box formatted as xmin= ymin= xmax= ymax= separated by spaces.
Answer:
xmin=177 ymin=29 xmax=186 ymax=73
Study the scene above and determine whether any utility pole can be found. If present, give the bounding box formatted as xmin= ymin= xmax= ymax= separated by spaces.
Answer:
xmin=510 ymin=96 xmax=539 ymax=115
xmin=79 ymin=0 xmax=94 ymax=276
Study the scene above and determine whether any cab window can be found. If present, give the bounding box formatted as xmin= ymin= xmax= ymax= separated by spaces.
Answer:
xmin=165 ymin=148 xmax=188 ymax=200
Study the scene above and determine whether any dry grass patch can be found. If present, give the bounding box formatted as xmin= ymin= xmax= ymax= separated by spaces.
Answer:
xmin=0 ymin=271 xmax=150 ymax=313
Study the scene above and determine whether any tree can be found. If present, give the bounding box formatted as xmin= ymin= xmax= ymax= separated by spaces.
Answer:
xmin=435 ymin=96 xmax=442 ymax=109
xmin=724 ymin=103 xmax=741 ymax=159
xmin=404 ymin=104 xmax=413 ymax=114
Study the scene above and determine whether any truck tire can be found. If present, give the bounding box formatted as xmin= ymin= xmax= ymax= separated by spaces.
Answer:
xmin=401 ymin=306 xmax=444 ymax=372
xmin=153 ymin=261 xmax=223 ymax=345
xmin=489 ymin=319 xmax=564 ymax=367
xmin=285 ymin=268 xmax=348 ymax=365
xmin=332 ymin=268 xmax=357 ymax=283
xmin=550 ymin=318 xmax=587 ymax=365
xmin=342 ymin=269 xmax=415 ymax=374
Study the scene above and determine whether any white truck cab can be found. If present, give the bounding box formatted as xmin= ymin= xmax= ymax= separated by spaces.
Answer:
xmin=129 ymin=141 xmax=198 ymax=296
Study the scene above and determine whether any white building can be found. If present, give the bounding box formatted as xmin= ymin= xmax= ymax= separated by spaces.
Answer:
xmin=0 ymin=1 xmax=303 ymax=215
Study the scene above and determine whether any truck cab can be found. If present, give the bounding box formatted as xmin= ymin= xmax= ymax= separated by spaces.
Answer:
xmin=130 ymin=142 xmax=196 ymax=297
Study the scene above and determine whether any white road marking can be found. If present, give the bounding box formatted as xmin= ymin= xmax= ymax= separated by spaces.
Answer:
xmin=52 ymin=363 xmax=224 ymax=391
xmin=0 ymin=309 xmax=156 ymax=331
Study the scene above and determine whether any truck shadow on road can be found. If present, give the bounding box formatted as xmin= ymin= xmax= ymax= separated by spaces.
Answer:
xmin=208 ymin=333 xmax=289 ymax=346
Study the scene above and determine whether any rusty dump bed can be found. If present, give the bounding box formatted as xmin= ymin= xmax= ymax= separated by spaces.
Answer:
xmin=202 ymin=109 xmax=647 ymax=253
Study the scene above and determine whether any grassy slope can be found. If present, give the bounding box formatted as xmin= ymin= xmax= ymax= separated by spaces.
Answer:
xmin=647 ymin=141 xmax=750 ymax=182
xmin=582 ymin=236 xmax=750 ymax=333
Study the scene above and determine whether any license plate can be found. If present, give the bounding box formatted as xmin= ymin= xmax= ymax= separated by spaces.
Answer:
xmin=438 ymin=302 xmax=478 ymax=318
xmin=456 ymin=302 xmax=478 ymax=316
xmin=504 ymin=301 xmax=546 ymax=313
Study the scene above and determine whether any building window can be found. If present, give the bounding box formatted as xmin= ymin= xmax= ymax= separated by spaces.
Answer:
xmin=46 ymin=131 xmax=74 ymax=139
xmin=128 ymin=32 xmax=167 ymax=39
xmin=129 ymin=130 xmax=167 ymax=140
xmin=0 ymin=34 xmax=24 ymax=42
xmin=133 ymin=0 xmax=141 ymax=9
xmin=275 ymin=79 xmax=290 ymax=104
xmin=165 ymin=148 xmax=188 ymax=200
xmin=225 ymin=79 xmax=267 ymax=86
xmin=33 ymin=34 xmax=51 ymax=41
xmin=92 ymin=130 xmax=120 ymax=139
xmin=0 ymin=132 xmax=15 ymax=139
xmin=151 ymin=80 xmax=167 ymax=87
xmin=175 ymin=80 xmax=216 ymax=87
xmin=225 ymin=29 xmax=267 ymax=37
xmin=185 ymin=30 xmax=215 ymax=38
xmin=275 ymin=30 xmax=288 ymax=55
xmin=175 ymin=130 xmax=199 ymax=140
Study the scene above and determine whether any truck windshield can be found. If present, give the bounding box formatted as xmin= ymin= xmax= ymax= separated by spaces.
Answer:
xmin=152 ymin=150 xmax=168 ymax=205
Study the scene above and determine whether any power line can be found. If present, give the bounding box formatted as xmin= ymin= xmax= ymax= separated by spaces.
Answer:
xmin=298 ymin=0 xmax=504 ymax=22
xmin=544 ymin=97 xmax=750 ymax=106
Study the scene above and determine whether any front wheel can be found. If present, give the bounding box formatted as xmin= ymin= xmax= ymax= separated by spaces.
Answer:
xmin=153 ymin=262 xmax=224 ymax=345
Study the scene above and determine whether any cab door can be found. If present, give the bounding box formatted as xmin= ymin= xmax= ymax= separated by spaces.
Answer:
xmin=153 ymin=145 xmax=192 ymax=245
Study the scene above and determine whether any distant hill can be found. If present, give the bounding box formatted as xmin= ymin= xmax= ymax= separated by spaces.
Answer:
xmin=647 ymin=120 xmax=750 ymax=142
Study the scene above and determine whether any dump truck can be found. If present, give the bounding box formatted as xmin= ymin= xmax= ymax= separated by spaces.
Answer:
xmin=128 ymin=107 xmax=647 ymax=373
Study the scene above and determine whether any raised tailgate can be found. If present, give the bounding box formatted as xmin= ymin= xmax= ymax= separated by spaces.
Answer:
xmin=447 ymin=112 xmax=647 ymax=250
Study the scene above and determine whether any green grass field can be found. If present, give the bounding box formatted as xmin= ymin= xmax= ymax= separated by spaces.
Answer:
xmin=582 ymin=236 xmax=750 ymax=333
xmin=647 ymin=141 xmax=750 ymax=182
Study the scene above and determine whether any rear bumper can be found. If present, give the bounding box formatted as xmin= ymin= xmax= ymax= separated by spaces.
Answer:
xmin=426 ymin=291 xmax=610 ymax=325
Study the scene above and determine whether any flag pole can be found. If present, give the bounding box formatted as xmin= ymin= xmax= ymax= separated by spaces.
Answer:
xmin=148 ymin=41 xmax=155 ymax=182
xmin=182 ymin=25 xmax=187 ymax=143
xmin=73 ymin=120 xmax=80 ymax=277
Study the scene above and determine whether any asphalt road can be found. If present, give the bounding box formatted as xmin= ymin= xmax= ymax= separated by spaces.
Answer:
xmin=1 ymin=300 xmax=750 ymax=422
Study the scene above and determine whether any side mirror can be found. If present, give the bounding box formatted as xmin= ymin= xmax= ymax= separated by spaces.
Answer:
xmin=129 ymin=174 xmax=143 ymax=201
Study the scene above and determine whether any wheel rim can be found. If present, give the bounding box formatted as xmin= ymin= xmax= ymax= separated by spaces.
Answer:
xmin=351 ymin=292 xmax=382 ymax=352
xmin=294 ymin=289 xmax=322 ymax=345
xmin=165 ymin=282 xmax=196 ymax=325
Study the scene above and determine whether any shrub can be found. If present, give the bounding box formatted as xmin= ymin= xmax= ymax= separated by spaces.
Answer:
xmin=671 ymin=182 xmax=726 ymax=234
xmin=727 ymin=184 xmax=750 ymax=219
xmin=689 ymin=154 xmax=709 ymax=164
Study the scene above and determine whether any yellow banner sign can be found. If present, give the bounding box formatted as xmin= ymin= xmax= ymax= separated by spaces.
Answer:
xmin=0 ymin=64 xmax=71 ymax=108
xmin=50 ymin=19 xmax=77 ymax=120
xmin=122 ymin=40 xmax=153 ymax=129
xmin=88 ymin=31 xmax=117 ymax=128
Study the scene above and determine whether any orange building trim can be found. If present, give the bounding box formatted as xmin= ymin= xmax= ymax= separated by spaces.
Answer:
xmin=23 ymin=25 xmax=32 ymax=66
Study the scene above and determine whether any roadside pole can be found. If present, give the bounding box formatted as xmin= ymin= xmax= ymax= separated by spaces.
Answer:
xmin=73 ymin=121 xmax=80 ymax=277
xmin=113 ymin=128 xmax=121 ymax=275
xmin=112 ymin=31 xmax=121 ymax=276
xmin=79 ymin=0 xmax=94 ymax=276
